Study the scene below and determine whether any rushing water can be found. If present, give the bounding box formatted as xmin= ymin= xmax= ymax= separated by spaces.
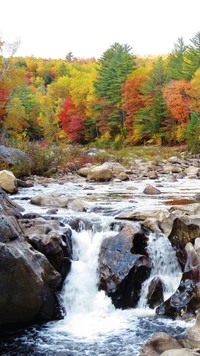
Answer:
xmin=0 ymin=178 xmax=198 ymax=355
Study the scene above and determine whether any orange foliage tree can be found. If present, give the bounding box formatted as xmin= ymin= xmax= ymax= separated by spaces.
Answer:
xmin=122 ymin=75 xmax=147 ymax=139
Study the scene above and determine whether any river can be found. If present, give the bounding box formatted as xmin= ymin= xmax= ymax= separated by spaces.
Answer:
xmin=0 ymin=177 xmax=198 ymax=355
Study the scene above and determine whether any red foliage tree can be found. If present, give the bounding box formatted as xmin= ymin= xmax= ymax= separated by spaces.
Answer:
xmin=58 ymin=95 xmax=84 ymax=142
xmin=0 ymin=83 xmax=9 ymax=120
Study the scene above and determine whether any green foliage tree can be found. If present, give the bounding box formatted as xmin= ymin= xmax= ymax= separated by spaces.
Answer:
xmin=166 ymin=37 xmax=187 ymax=80
xmin=183 ymin=32 xmax=200 ymax=80
xmin=185 ymin=113 xmax=200 ymax=152
xmin=94 ymin=43 xmax=136 ymax=137
xmin=134 ymin=57 xmax=169 ymax=144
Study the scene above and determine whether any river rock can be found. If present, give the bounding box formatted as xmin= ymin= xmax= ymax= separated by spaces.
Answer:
xmin=78 ymin=167 xmax=90 ymax=177
xmin=30 ymin=195 xmax=87 ymax=211
xmin=19 ymin=217 xmax=72 ymax=287
xmin=156 ymin=241 xmax=200 ymax=319
xmin=168 ymin=216 xmax=200 ymax=267
xmin=87 ymin=165 xmax=113 ymax=181
xmin=0 ymin=186 xmax=24 ymax=218
xmin=140 ymin=332 xmax=183 ymax=356
xmin=99 ymin=222 xmax=152 ymax=308
xmin=148 ymin=171 xmax=158 ymax=179
xmin=160 ymin=349 xmax=200 ymax=355
xmin=0 ymin=170 xmax=17 ymax=193
xmin=146 ymin=277 xmax=164 ymax=308
xmin=0 ymin=219 xmax=62 ymax=325
xmin=143 ymin=185 xmax=161 ymax=195
xmin=185 ymin=166 xmax=200 ymax=178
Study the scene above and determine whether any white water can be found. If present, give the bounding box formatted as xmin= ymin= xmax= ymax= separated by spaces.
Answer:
xmin=138 ymin=232 xmax=182 ymax=308
xmin=5 ymin=179 xmax=197 ymax=355
xmin=51 ymin=225 xmax=182 ymax=342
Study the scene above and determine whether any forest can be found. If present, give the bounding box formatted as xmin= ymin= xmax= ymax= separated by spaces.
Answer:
xmin=1 ymin=32 xmax=200 ymax=152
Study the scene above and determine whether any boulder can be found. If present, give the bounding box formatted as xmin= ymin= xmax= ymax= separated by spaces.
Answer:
xmin=185 ymin=166 xmax=199 ymax=178
xmin=149 ymin=171 xmax=159 ymax=179
xmin=30 ymin=195 xmax=87 ymax=211
xmin=156 ymin=241 xmax=200 ymax=318
xmin=98 ymin=223 xmax=152 ymax=308
xmin=0 ymin=186 xmax=24 ymax=218
xmin=0 ymin=170 xmax=17 ymax=193
xmin=143 ymin=185 xmax=161 ymax=195
xmin=146 ymin=277 xmax=164 ymax=308
xmin=78 ymin=167 xmax=90 ymax=177
xmin=87 ymin=165 xmax=113 ymax=181
xmin=0 ymin=218 xmax=62 ymax=325
xmin=160 ymin=349 xmax=199 ymax=356
xmin=168 ymin=216 xmax=200 ymax=267
xmin=19 ymin=217 xmax=72 ymax=287
xmin=0 ymin=145 xmax=30 ymax=165
xmin=140 ymin=332 xmax=183 ymax=356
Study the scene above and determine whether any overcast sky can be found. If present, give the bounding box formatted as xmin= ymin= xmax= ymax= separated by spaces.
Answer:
xmin=1 ymin=0 xmax=200 ymax=59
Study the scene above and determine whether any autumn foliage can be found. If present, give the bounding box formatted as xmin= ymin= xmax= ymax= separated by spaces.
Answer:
xmin=1 ymin=32 xmax=200 ymax=151
xmin=58 ymin=96 xmax=84 ymax=142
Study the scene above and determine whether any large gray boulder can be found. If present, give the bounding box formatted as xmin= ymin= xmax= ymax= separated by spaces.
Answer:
xmin=98 ymin=222 xmax=152 ymax=308
xmin=0 ymin=145 xmax=30 ymax=165
xmin=140 ymin=332 xmax=183 ymax=356
xmin=0 ymin=226 xmax=62 ymax=325
xmin=0 ymin=186 xmax=63 ymax=325
xmin=20 ymin=216 xmax=72 ymax=288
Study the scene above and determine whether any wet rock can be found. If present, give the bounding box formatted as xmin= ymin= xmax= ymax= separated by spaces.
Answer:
xmin=0 ymin=170 xmax=17 ymax=193
xmin=146 ymin=277 xmax=164 ymax=308
xmin=185 ymin=166 xmax=199 ymax=178
xmin=0 ymin=238 xmax=62 ymax=325
xmin=156 ymin=242 xmax=200 ymax=318
xmin=168 ymin=216 xmax=200 ymax=267
xmin=19 ymin=217 xmax=72 ymax=286
xmin=0 ymin=186 xmax=24 ymax=218
xmin=148 ymin=171 xmax=158 ymax=179
xmin=140 ymin=332 xmax=183 ymax=356
xmin=99 ymin=223 xmax=152 ymax=308
xmin=30 ymin=195 xmax=87 ymax=211
xmin=160 ymin=349 xmax=199 ymax=355
xmin=143 ymin=185 xmax=161 ymax=195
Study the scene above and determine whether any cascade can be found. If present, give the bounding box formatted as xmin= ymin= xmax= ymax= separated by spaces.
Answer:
xmin=137 ymin=232 xmax=182 ymax=308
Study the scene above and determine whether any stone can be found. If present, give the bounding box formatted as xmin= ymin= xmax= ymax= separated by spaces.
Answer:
xmin=140 ymin=332 xmax=183 ymax=356
xmin=168 ymin=156 xmax=181 ymax=164
xmin=19 ymin=217 xmax=72 ymax=287
xmin=99 ymin=223 xmax=152 ymax=308
xmin=146 ymin=277 xmax=164 ymax=308
xmin=0 ymin=211 xmax=62 ymax=326
xmin=156 ymin=243 xmax=200 ymax=318
xmin=143 ymin=185 xmax=161 ymax=195
xmin=149 ymin=171 xmax=158 ymax=179
xmin=185 ymin=166 xmax=199 ymax=177
xmin=0 ymin=145 xmax=30 ymax=165
xmin=0 ymin=170 xmax=17 ymax=193
xmin=30 ymin=195 xmax=87 ymax=211
xmin=87 ymin=165 xmax=113 ymax=181
xmin=161 ymin=349 xmax=200 ymax=356
xmin=78 ymin=167 xmax=90 ymax=177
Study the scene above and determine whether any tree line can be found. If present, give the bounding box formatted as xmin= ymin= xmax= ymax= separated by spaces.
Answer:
xmin=1 ymin=33 xmax=200 ymax=151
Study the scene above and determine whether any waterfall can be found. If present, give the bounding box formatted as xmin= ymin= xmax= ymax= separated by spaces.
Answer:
xmin=53 ymin=218 xmax=130 ymax=338
xmin=137 ymin=232 xmax=182 ymax=308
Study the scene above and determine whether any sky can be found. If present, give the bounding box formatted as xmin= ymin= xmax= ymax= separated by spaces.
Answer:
xmin=1 ymin=0 xmax=200 ymax=59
